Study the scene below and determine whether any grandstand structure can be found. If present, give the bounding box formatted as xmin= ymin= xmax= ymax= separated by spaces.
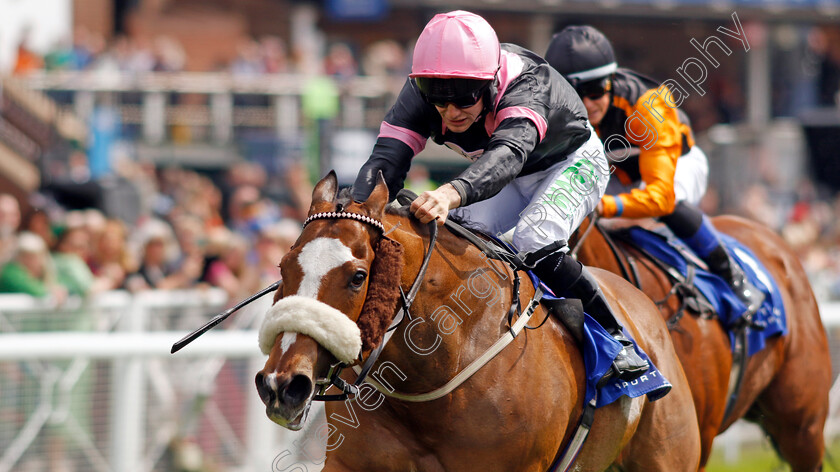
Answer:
xmin=0 ymin=78 xmax=86 ymax=213
xmin=4 ymin=0 xmax=837 ymax=203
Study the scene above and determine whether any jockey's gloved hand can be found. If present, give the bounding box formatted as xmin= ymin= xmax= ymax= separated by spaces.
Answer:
xmin=410 ymin=184 xmax=462 ymax=224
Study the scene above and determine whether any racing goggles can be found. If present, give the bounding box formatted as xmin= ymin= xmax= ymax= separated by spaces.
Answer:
xmin=414 ymin=77 xmax=492 ymax=108
xmin=574 ymin=77 xmax=611 ymax=100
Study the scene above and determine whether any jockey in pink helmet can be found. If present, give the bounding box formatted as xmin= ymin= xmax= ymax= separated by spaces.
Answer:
xmin=353 ymin=11 xmax=649 ymax=382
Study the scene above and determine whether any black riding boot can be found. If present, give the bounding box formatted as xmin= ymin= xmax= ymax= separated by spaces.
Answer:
xmin=534 ymin=250 xmax=649 ymax=382
xmin=705 ymin=244 xmax=765 ymax=318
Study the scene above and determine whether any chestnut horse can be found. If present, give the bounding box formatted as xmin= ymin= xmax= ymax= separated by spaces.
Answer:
xmin=255 ymin=172 xmax=700 ymax=472
xmin=572 ymin=216 xmax=831 ymax=471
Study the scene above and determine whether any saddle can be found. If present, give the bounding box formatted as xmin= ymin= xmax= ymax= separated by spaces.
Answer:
xmin=593 ymin=221 xmax=771 ymax=332
xmin=590 ymin=220 xmax=789 ymax=421
xmin=597 ymin=224 xmax=718 ymax=330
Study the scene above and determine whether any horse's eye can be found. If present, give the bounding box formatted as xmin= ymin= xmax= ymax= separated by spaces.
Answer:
xmin=350 ymin=270 xmax=367 ymax=288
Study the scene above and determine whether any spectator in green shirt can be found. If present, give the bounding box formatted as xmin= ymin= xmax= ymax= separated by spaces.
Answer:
xmin=53 ymin=226 xmax=121 ymax=297
xmin=0 ymin=232 xmax=66 ymax=302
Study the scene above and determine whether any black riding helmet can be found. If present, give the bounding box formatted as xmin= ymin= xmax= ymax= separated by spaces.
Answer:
xmin=544 ymin=25 xmax=617 ymax=89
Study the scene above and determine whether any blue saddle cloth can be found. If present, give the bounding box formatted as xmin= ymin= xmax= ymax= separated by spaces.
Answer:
xmin=527 ymin=272 xmax=672 ymax=409
xmin=623 ymin=227 xmax=787 ymax=356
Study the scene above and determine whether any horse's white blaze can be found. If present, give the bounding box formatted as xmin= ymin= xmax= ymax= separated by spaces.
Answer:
xmin=295 ymin=237 xmax=357 ymax=297
xmin=280 ymin=332 xmax=298 ymax=355
xmin=259 ymin=237 xmax=362 ymax=362
xmin=268 ymin=373 xmax=280 ymax=407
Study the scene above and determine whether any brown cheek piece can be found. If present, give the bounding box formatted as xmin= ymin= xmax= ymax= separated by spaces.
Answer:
xmin=356 ymin=236 xmax=405 ymax=352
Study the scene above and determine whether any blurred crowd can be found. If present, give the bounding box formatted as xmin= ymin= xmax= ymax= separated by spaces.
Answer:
xmin=3 ymin=26 xmax=416 ymax=308
xmin=0 ymin=159 xmax=314 ymax=305
xmin=698 ymin=179 xmax=840 ymax=302
xmin=8 ymin=25 xmax=840 ymax=303
xmin=4 ymin=167 xmax=840 ymax=304
xmin=12 ymin=26 xmax=410 ymax=79
xmin=13 ymin=27 xmax=187 ymax=75
xmin=750 ymin=184 xmax=840 ymax=302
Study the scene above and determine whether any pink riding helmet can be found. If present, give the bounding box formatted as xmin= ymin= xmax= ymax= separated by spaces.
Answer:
xmin=410 ymin=10 xmax=500 ymax=80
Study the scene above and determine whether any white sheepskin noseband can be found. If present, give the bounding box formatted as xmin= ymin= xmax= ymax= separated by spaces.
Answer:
xmin=259 ymin=295 xmax=362 ymax=363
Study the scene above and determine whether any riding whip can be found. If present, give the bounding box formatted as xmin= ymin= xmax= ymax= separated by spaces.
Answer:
xmin=170 ymin=280 xmax=281 ymax=353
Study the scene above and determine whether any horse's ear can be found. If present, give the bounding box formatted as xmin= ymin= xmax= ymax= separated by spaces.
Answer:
xmin=364 ymin=171 xmax=389 ymax=219
xmin=310 ymin=171 xmax=338 ymax=212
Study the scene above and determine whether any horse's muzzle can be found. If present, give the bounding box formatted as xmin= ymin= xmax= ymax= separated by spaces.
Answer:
xmin=255 ymin=371 xmax=314 ymax=430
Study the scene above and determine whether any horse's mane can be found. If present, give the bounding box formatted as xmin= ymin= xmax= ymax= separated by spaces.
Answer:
xmin=336 ymin=187 xmax=354 ymax=205
xmin=337 ymin=187 xmax=502 ymax=255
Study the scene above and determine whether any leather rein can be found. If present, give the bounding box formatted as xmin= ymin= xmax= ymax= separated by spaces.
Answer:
xmin=313 ymin=192 xmax=546 ymax=403
xmin=172 ymin=200 xmax=599 ymax=472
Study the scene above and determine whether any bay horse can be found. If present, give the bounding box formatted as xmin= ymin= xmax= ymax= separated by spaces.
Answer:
xmin=255 ymin=172 xmax=701 ymax=472
xmin=572 ymin=215 xmax=831 ymax=471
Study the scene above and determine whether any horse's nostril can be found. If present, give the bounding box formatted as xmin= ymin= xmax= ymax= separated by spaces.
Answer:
xmin=282 ymin=374 xmax=313 ymax=406
xmin=255 ymin=372 xmax=275 ymax=405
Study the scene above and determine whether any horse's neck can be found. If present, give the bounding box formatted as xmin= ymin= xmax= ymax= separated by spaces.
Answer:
xmin=381 ymin=213 xmax=522 ymax=394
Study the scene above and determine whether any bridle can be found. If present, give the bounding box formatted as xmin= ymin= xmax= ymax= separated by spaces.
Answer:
xmin=172 ymin=205 xmax=437 ymax=407
xmin=172 ymin=202 xmax=594 ymax=470
xmin=306 ymin=208 xmax=438 ymax=402
xmin=288 ymin=199 xmax=547 ymax=404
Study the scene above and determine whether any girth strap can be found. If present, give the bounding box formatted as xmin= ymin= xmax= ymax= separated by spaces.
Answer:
xmin=722 ymin=325 xmax=748 ymax=423
xmin=549 ymin=396 xmax=597 ymax=472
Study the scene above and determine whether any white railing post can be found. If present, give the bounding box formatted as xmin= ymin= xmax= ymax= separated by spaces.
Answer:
xmin=74 ymin=90 xmax=95 ymax=124
xmin=143 ymin=91 xmax=166 ymax=144
xmin=246 ymin=357 xmax=278 ymax=471
xmin=109 ymin=296 xmax=148 ymax=472
xmin=341 ymin=95 xmax=364 ymax=130
xmin=211 ymin=92 xmax=233 ymax=144
xmin=274 ymin=95 xmax=299 ymax=138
